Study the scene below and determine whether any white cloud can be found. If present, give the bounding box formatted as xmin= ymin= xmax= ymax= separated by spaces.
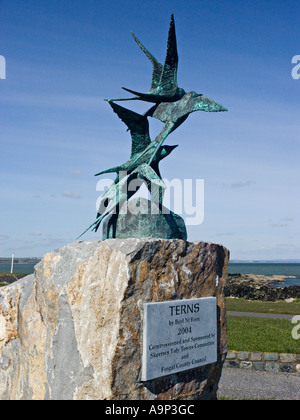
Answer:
xmin=62 ymin=191 xmax=81 ymax=199
xmin=69 ymin=170 xmax=83 ymax=176
xmin=282 ymin=217 xmax=295 ymax=222
xmin=270 ymin=217 xmax=294 ymax=228
xmin=270 ymin=222 xmax=288 ymax=228
xmin=230 ymin=180 xmax=255 ymax=188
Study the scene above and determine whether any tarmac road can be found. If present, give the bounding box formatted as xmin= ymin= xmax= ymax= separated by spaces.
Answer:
xmin=227 ymin=311 xmax=294 ymax=320
xmin=218 ymin=367 xmax=300 ymax=400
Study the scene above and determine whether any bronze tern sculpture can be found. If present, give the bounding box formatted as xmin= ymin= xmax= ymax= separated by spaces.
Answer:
xmin=111 ymin=14 xmax=186 ymax=104
xmin=78 ymin=14 xmax=227 ymax=239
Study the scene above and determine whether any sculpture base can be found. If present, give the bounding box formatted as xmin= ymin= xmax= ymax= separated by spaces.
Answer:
xmin=102 ymin=197 xmax=187 ymax=240
xmin=0 ymin=239 xmax=229 ymax=400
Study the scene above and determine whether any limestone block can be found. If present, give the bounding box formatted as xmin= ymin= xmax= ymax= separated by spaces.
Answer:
xmin=279 ymin=364 xmax=295 ymax=373
xmin=226 ymin=351 xmax=237 ymax=360
xmin=0 ymin=239 xmax=229 ymax=400
xmin=279 ymin=353 xmax=297 ymax=363
xmin=252 ymin=362 xmax=265 ymax=372
xmin=250 ymin=352 xmax=263 ymax=362
xmin=264 ymin=353 xmax=279 ymax=361
xmin=265 ymin=362 xmax=279 ymax=373
xmin=240 ymin=361 xmax=252 ymax=370
xmin=237 ymin=351 xmax=249 ymax=361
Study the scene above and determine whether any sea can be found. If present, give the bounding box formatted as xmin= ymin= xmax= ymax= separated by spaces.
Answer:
xmin=1 ymin=262 xmax=300 ymax=288
xmin=0 ymin=263 xmax=38 ymax=274
xmin=228 ymin=263 xmax=300 ymax=288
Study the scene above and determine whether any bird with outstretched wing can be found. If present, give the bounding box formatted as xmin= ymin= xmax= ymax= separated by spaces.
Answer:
xmin=133 ymin=91 xmax=228 ymax=167
xmin=77 ymin=101 xmax=177 ymax=237
xmin=110 ymin=14 xmax=186 ymax=104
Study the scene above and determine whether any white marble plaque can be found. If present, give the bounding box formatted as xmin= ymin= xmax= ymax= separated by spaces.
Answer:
xmin=141 ymin=297 xmax=217 ymax=381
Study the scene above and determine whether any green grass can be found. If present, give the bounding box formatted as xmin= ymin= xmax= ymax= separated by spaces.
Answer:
xmin=227 ymin=316 xmax=300 ymax=353
xmin=0 ymin=272 xmax=27 ymax=277
xmin=226 ymin=298 xmax=300 ymax=353
xmin=0 ymin=273 xmax=28 ymax=288
xmin=226 ymin=297 xmax=300 ymax=315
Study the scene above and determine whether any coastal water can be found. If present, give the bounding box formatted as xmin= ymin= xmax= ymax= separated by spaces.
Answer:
xmin=228 ymin=263 xmax=300 ymax=287
xmin=0 ymin=263 xmax=38 ymax=274
xmin=228 ymin=263 xmax=300 ymax=276
xmin=1 ymin=262 xmax=300 ymax=287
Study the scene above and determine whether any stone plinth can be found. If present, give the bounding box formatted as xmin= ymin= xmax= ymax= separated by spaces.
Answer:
xmin=0 ymin=239 xmax=229 ymax=400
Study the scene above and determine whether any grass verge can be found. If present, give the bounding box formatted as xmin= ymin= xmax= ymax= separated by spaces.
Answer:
xmin=226 ymin=297 xmax=300 ymax=315
xmin=227 ymin=316 xmax=300 ymax=353
xmin=0 ymin=273 xmax=28 ymax=287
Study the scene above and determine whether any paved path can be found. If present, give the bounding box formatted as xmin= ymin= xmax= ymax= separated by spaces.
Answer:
xmin=227 ymin=311 xmax=294 ymax=320
xmin=218 ymin=368 xmax=300 ymax=400
xmin=221 ymin=311 xmax=299 ymax=399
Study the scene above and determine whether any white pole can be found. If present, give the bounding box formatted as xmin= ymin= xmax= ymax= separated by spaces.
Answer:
xmin=10 ymin=252 xmax=14 ymax=274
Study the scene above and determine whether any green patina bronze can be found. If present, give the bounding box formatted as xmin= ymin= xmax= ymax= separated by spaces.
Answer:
xmin=102 ymin=197 xmax=187 ymax=240
xmin=78 ymin=14 xmax=227 ymax=240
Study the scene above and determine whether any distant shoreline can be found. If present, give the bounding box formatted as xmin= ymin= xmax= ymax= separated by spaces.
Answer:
xmin=0 ymin=258 xmax=299 ymax=263
xmin=0 ymin=258 xmax=41 ymax=264
xmin=230 ymin=260 xmax=300 ymax=263
xmin=228 ymin=262 xmax=300 ymax=278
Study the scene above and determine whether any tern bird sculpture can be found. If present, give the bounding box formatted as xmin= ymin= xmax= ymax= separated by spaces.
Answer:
xmin=78 ymin=101 xmax=177 ymax=236
xmin=111 ymin=14 xmax=186 ymax=104
xmin=135 ymin=91 xmax=228 ymax=167
xmin=78 ymin=15 xmax=228 ymax=240
xmin=95 ymin=101 xmax=177 ymax=180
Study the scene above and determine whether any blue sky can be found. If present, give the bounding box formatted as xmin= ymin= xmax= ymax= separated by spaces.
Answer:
xmin=0 ymin=0 xmax=299 ymax=259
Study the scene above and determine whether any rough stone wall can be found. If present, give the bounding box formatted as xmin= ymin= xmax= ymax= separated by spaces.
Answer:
xmin=225 ymin=351 xmax=300 ymax=374
xmin=0 ymin=239 xmax=229 ymax=400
